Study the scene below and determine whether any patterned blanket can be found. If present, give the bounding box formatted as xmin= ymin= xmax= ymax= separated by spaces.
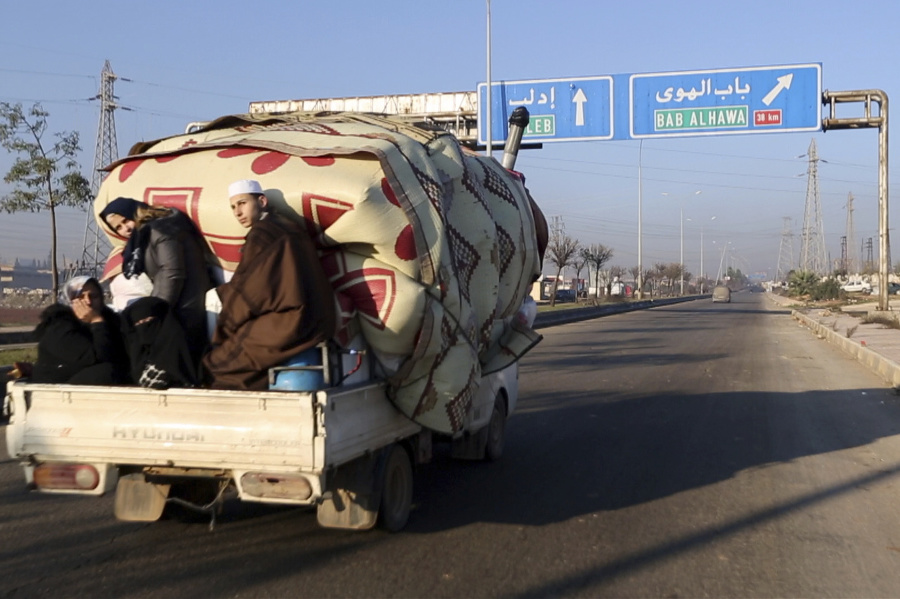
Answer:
xmin=96 ymin=112 xmax=545 ymax=433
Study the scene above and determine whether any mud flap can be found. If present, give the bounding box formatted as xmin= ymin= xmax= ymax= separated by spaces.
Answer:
xmin=317 ymin=488 xmax=379 ymax=530
xmin=450 ymin=426 xmax=489 ymax=460
xmin=316 ymin=451 xmax=383 ymax=530
xmin=114 ymin=473 xmax=171 ymax=522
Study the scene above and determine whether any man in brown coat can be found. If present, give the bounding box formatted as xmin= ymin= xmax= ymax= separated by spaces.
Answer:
xmin=203 ymin=180 xmax=337 ymax=390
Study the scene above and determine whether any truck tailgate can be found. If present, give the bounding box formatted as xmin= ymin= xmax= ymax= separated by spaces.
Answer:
xmin=7 ymin=383 xmax=318 ymax=471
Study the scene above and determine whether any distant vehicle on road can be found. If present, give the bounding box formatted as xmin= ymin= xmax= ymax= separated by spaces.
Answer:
xmin=872 ymin=282 xmax=900 ymax=295
xmin=554 ymin=289 xmax=576 ymax=303
xmin=712 ymin=285 xmax=732 ymax=303
xmin=841 ymin=280 xmax=872 ymax=294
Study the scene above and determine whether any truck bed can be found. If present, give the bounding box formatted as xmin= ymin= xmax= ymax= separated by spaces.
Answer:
xmin=6 ymin=380 xmax=420 ymax=474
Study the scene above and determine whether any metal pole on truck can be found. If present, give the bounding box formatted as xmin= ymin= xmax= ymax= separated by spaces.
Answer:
xmin=502 ymin=107 xmax=530 ymax=170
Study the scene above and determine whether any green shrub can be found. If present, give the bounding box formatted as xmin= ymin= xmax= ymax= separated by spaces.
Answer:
xmin=810 ymin=278 xmax=842 ymax=301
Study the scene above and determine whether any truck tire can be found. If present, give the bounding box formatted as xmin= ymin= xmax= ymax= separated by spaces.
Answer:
xmin=484 ymin=393 xmax=507 ymax=462
xmin=378 ymin=444 xmax=413 ymax=532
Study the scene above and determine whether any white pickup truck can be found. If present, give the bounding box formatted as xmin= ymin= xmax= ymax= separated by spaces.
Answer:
xmin=4 ymin=108 xmax=545 ymax=532
xmin=4 ymin=347 xmax=519 ymax=532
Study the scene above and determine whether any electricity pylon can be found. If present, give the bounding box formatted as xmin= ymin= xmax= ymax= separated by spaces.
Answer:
xmin=799 ymin=139 xmax=827 ymax=275
xmin=79 ymin=60 xmax=118 ymax=278
xmin=776 ymin=217 xmax=794 ymax=283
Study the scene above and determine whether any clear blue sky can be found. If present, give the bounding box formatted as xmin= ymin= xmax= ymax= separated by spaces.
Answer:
xmin=1 ymin=0 xmax=898 ymax=281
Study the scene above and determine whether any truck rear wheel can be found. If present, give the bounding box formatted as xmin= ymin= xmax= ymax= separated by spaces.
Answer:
xmin=378 ymin=444 xmax=413 ymax=532
xmin=484 ymin=394 xmax=507 ymax=462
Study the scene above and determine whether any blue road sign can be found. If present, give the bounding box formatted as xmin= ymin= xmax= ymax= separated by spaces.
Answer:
xmin=628 ymin=64 xmax=822 ymax=139
xmin=477 ymin=76 xmax=613 ymax=145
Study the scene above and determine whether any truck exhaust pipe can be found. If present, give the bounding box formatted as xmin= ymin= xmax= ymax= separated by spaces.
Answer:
xmin=501 ymin=107 xmax=530 ymax=170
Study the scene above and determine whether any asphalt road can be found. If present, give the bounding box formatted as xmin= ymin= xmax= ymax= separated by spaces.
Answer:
xmin=4 ymin=291 xmax=900 ymax=597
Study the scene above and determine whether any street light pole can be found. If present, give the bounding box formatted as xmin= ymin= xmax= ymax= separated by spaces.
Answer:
xmin=637 ymin=140 xmax=643 ymax=300
xmin=700 ymin=225 xmax=704 ymax=292
xmin=663 ymin=190 xmax=700 ymax=296
xmin=689 ymin=214 xmax=716 ymax=293
xmin=680 ymin=205 xmax=684 ymax=295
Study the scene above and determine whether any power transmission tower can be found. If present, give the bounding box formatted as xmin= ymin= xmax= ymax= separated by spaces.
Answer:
xmin=549 ymin=214 xmax=565 ymax=281
xmin=79 ymin=60 xmax=118 ymax=278
xmin=840 ymin=236 xmax=848 ymax=272
xmin=866 ymin=237 xmax=874 ymax=271
xmin=799 ymin=138 xmax=828 ymax=275
xmin=845 ymin=192 xmax=857 ymax=274
xmin=776 ymin=216 xmax=794 ymax=283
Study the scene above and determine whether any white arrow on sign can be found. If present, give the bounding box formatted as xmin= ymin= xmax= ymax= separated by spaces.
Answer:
xmin=573 ymin=88 xmax=587 ymax=126
xmin=762 ymin=73 xmax=794 ymax=106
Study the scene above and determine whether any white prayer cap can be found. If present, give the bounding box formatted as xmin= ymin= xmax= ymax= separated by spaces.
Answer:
xmin=228 ymin=179 xmax=264 ymax=198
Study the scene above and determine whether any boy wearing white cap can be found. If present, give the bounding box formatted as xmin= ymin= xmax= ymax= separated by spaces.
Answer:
xmin=203 ymin=180 xmax=337 ymax=390
xmin=227 ymin=179 xmax=269 ymax=228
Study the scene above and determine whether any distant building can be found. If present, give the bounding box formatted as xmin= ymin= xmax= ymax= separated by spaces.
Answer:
xmin=3 ymin=259 xmax=52 ymax=291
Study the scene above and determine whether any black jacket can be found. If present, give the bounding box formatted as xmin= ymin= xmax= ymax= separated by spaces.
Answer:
xmin=140 ymin=210 xmax=213 ymax=364
xmin=32 ymin=304 xmax=130 ymax=384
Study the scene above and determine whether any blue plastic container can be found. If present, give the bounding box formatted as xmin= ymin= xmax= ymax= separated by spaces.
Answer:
xmin=270 ymin=347 xmax=326 ymax=391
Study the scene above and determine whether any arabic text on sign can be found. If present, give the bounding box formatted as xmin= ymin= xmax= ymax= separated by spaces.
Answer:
xmin=509 ymin=87 xmax=556 ymax=108
xmin=655 ymin=77 xmax=751 ymax=104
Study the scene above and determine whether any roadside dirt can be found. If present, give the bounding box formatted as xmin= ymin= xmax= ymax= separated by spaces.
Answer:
xmin=0 ymin=307 xmax=42 ymax=327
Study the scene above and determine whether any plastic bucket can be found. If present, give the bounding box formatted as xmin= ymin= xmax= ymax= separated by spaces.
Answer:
xmin=270 ymin=348 xmax=326 ymax=391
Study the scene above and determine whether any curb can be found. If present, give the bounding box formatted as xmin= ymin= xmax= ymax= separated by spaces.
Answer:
xmin=0 ymin=329 xmax=35 ymax=346
xmin=534 ymin=295 xmax=707 ymax=330
xmin=792 ymin=309 xmax=900 ymax=388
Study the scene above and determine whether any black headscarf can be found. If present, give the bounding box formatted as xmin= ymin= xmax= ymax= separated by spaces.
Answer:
xmin=99 ymin=196 xmax=142 ymax=224
xmin=121 ymin=296 xmax=199 ymax=388
xmin=99 ymin=197 xmax=151 ymax=279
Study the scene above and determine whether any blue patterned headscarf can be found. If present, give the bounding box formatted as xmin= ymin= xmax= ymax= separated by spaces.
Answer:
xmin=60 ymin=276 xmax=100 ymax=306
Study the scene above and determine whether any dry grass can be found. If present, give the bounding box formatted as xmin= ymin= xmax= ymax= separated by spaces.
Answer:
xmin=860 ymin=313 xmax=900 ymax=329
xmin=0 ymin=347 xmax=37 ymax=365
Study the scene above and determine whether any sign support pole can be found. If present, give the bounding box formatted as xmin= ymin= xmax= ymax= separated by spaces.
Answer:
xmin=485 ymin=0 xmax=492 ymax=158
xmin=823 ymin=90 xmax=890 ymax=310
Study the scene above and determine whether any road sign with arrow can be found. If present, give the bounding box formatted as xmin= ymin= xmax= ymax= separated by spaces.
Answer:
xmin=477 ymin=76 xmax=614 ymax=145
xmin=478 ymin=64 xmax=821 ymax=143
xmin=628 ymin=64 xmax=822 ymax=139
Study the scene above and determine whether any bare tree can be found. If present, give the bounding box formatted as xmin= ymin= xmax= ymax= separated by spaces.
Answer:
xmin=654 ymin=263 xmax=668 ymax=296
xmin=0 ymin=103 xmax=91 ymax=298
xmin=582 ymin=244 xmax=614 ymax=298
xmin=547 ymin=233 xmax=580 ymax=306
xmin=663 ymin=262 xmax=683 ymax=296
xmin=571 ymin=251 xmax=587 ymax=301
xmin=644 ymin=268 xmax=659 ymax=298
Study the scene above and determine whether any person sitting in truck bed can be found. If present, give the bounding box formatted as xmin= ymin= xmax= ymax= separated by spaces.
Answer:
xmin=202 ymin=179 xmax=337 ymax=390
xmin=30 ymin=276 xmax=130 ymax=385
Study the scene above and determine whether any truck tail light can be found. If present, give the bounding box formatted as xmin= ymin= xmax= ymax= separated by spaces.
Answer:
xmin=33 ymin=463 xmax=100 ymax=491
xmin=240 ymin=472 xmax=312 ymax=500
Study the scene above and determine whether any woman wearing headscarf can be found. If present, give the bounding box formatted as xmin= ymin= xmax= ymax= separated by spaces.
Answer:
xmin=31 ymin=276 xmax=130 ymax=384
xmin=99 ymin=197 xmax=213 ymax=365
